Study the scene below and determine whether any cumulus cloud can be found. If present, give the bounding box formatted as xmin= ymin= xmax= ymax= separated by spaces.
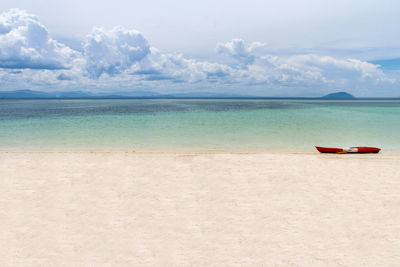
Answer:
xmin=56 ymin=73 xmax=72 ymax=81
xmin=216 ymin=39 xmax=267 ymax=66
xmin=0 ymin=9 xmax=79 ymax=70
xmin=0 ymin=9 xmax=397 ymax=96
xmin=259 ymin=54 xmax=390 ymax=86
xmin=214 ymin=40 xmax=393 ymax=92
xmin=83 ymin=26 xmax=150 ymax=78
xmin=131 ymin=48 xmax=232 ymax=83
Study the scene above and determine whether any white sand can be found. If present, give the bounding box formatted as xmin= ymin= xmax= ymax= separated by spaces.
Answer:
xmin=1 ymin=151 xmax=400 ymax=266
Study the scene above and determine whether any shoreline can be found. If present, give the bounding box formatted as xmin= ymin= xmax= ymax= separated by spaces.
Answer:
xmin=0 ymin=148 xmax=398 ymax=155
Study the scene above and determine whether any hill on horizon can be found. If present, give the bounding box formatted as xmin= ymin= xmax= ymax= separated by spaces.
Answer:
xmin=322 ymin=92 xmax=355 ymax=99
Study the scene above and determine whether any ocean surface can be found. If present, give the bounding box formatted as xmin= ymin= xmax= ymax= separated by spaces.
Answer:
xmin=0 ymin=99 xmax=399 ymax=152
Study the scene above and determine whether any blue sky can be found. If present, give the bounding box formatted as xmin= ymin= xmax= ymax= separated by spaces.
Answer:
xmin=0 ymin=1 xmax=399 ymax=96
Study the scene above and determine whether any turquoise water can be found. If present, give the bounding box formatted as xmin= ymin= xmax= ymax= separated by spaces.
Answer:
xmin=0 ymin=99 xmax=399 ymax=151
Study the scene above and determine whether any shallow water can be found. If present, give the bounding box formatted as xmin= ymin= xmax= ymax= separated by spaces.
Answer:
xmin=0 ymin=99 xmax=399 ymax=151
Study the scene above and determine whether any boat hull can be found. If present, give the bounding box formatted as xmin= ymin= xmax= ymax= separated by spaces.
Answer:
xmin=315 ymin=146 xmax=381 ymax=154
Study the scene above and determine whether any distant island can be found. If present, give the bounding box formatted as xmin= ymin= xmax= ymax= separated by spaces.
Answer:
xmin=0 ymin=90 xmax=248 ymax=99
xmin=322 ymin=92 xmax=355 ymax=99
xmin=0 ymin=90 xmax=364 ymax=99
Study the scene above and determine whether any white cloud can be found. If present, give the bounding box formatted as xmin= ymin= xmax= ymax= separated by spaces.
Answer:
xmin=83 ymin=26 xmax=150 ymax=78
xmin=216 ymin=39 xmax=267 ymax=66
xmin=215 ymin=40 xmax=395 ymax=93
xmin=131 ymin=48 xmax=232 ymax=83
xmin=0 ymin=9 xmax=79 ymax=70
xmin=0 ymin=9 xmax=397 ymax=96
xmin=263 ymin=54 xmax=391 ymax=86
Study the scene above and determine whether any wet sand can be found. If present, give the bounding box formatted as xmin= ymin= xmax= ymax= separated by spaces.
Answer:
xmin=1 ymin=151 xmax=400 ymax=266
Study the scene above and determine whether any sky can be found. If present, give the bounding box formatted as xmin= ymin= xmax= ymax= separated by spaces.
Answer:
xmin=0 ymin=1 xmax=400 ymax=97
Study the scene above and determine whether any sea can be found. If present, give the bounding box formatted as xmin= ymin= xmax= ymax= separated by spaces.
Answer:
xmin=0 ymin=98 xmax=399 ymax=152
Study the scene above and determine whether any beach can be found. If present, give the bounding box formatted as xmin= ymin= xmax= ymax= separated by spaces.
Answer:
xmin=1 ymin=1 xmax=400 ymax=265
xmin=1 ymin=151 xmax=400 ymax=266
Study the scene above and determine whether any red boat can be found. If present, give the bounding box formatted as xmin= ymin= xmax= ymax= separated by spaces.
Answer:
xmin=315 ymin=146 xmax=381 ymax=154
